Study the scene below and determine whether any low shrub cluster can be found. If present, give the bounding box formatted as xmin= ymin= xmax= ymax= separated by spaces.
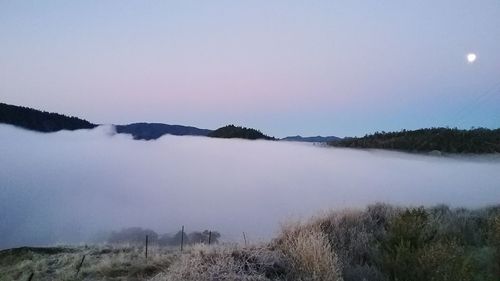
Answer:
xmin=0 ymin=245 xmax=176 ymax=281
xmin=275 ymin=222 xmax=342 ymax=281
xmin=302 ymin=203 xmax=500 ymax=281
xmin=150 ymin=244 xmax=283 ymax=281
xmin=150 ymin=203 xmax=500 ymax=281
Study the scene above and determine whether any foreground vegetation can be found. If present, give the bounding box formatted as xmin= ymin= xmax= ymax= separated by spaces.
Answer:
xmin=1 ymin=203 xmax=499 ymax=280
xmin=331 ymin=127 xmax=500 ymax=154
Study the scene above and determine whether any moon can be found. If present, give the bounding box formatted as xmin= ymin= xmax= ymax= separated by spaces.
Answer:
xmin=467 ymin=53 xmax=477 ymax=63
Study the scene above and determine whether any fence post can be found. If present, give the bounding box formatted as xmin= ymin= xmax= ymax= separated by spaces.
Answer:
xmin=243 ymin=232 xmax=247 ymax=247
xmin=208 ymin=231 xmax=212 ymax=245
xmin=75 ymin=254 xmax=86 ymax=278
xmin=145 ymin=235 xmax=149 ymax=259
xmin=180 ymin=225 xmax=184 ymax=252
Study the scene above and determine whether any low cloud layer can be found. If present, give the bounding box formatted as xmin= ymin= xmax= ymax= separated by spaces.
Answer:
xmin=1 ymin=124 xmax=499 ymax=249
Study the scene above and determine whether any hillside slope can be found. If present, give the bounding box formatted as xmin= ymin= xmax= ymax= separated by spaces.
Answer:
xmin=115 ymin=123 xmax=212 ymax=140
xmin=209 ymin=125 xmax=275 ymax=140
xmin=281 ymin=135 xmax=341 ymax=142
xmin=1 ymin=204 xmax=498 ymax=281
xmin=0 ymin=102 xmax=97 ymax=132
xmin=331 ymin=127 xmax=500 ymax=154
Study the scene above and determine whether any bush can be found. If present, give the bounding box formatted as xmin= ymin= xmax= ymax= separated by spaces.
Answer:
xmin=310 ymin=204 xmax=396 ymax=281
xmin=418 ymin=240 xmax=472 ymax=281
xmin=377 ymin=207 xmax=473 ymax=281
xmin=276 ymin=222 xmax=343 ymax=281
xmin=187 ymin=231 xmax=221 ymax=245
xmin=150 ymin=244 xmax=281 ymax=281
xmin=108 ymin=227 xmax=158 ymax=245
xmin=489 ymin=214 xmax=500 ymax=277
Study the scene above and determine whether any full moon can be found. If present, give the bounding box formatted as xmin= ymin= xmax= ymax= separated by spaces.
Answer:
xmin=467 ymin=53 xmax=477 ymax=63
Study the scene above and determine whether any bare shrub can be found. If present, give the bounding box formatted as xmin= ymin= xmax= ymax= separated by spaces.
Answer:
xmin=316 ymin=210 xmax=370 ymax=268
xmin=277 ymin=222 xmax=343 ymax=281
xmin=307 ymin=204 xmax=397 ymax=281
xmin=151 ymin=244 xmax=281 ymax=281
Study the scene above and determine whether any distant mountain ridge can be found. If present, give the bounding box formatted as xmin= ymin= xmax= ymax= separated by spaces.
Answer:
xmin=281 ymin=135 xmax=341 ymax=143
xmin=0 ymin=102 xmax=97 ymax=132
xmin=0 ymin=102 xmax=275 ymax=141
xmin=6 ymin=102 xmax=499 ymax=154
xmin=115 ymin=123 xmax=212 ymax=140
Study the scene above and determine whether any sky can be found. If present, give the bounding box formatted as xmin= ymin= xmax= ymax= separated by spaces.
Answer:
xmin=1 ymin=0 xmax=499 ymax=137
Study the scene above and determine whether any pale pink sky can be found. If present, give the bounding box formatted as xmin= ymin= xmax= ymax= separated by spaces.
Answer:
xmin=1 ymin=0 xmax=499 ymax=137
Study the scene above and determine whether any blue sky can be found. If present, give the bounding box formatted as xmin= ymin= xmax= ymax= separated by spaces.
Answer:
xmin=1 ymin=0 xmax=499 ymax=137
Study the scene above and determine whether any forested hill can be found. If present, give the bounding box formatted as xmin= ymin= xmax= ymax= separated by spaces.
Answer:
xmin=281 ymin=135 xmax=341 ymax=142
xmin=330 ymin=127 xmax=500 ymax=154
xmin=116 ymin=123 xmax=212 ymax=140
xmin=209 ymin=125 xmax=275 ymax=140
xmin=0 ymin=102 xmax=97 ymax=132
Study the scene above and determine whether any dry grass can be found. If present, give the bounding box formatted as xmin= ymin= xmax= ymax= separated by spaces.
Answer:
xmin=276 ymin=221 xmax=343 ymax=281
xmin=0 ymin=243 xmax=285 ymax=281
xmin=3 ymin=203 xmax=496 ymax=281
xmin=293 ymin=204 xmax=396 ymax=281
xmin=149 ymin=244 xmax=279 ymax=281
xmin=0 ymin=245 xmax=177 ymax=281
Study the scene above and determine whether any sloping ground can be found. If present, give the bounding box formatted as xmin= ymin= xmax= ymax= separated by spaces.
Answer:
xmin=0 ymin=246 xmax=176 ymax=281
xmin=2 ymin=204 xmax=499 ymax=281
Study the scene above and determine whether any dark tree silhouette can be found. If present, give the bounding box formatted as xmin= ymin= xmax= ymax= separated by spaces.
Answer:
xmin=0 ymin=102 xmax=97 ymax=132
xmin=330 ymin=127 xmax=500 ymax=154
xmin=209 ymin=124 xmax=275 ymax=140
xmin=188 ymin=230 xmax=221 ymax=244
xmin=107 ymin=227 xmax=159 ymax=244
xmin=115 ymin=123 xmax=212 ymax=140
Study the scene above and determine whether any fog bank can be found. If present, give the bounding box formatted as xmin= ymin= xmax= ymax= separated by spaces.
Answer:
xmin=1 ymin=124 xmax=499 ymax=249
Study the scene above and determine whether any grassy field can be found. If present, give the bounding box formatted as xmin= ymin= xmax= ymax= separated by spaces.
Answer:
xmin=1 ymin=203 xmax=499 ymax=281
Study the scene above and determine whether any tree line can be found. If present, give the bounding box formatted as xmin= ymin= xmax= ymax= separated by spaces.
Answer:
xmin=0 ymin=102 xmax=97 ymax=132
xmin=209 ymin=124 xmax=275 ymax=140
xmin=107 ymin=227 xmax=221 ymax=246
xmin=330 ymin=127 xmax=500 ymax=153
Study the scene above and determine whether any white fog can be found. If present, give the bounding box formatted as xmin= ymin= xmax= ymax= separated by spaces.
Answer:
xmin=1 ymin=124 xmax=499 ymax=249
